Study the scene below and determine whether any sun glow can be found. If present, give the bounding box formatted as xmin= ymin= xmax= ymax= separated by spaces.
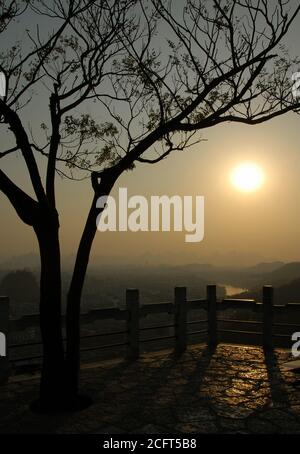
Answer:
xmin=231 ymin=162 xmax=264 ymax=192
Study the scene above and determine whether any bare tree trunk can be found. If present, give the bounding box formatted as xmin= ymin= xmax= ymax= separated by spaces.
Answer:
xmin=65 ymin=172 xmax=117 ymax=403
xmin=65 ymin=194 xmax=98 ymax=402
xmin=33 ymin=209 xmax=65 ymax=411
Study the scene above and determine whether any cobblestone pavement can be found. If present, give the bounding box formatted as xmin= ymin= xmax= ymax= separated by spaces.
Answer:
xmin=1 ymin=344 xmax=300 ymax=434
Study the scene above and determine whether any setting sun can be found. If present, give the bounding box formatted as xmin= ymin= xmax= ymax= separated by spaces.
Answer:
xmin=231 ymin=162 xmax=264 ymax=192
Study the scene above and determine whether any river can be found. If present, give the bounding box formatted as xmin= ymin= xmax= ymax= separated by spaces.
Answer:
xmin=220 ymin=284 xmax=248 ymax=296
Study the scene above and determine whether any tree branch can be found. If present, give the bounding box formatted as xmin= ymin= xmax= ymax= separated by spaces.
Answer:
xmin=0 ymin=169 xmax=39 ymax=226
xmin=0 ymin=99 xmax=46 ymax=203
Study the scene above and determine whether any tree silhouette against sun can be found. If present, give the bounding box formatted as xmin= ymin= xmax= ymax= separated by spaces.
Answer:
xmin=1 ymin=0 xmax=300 ymax=411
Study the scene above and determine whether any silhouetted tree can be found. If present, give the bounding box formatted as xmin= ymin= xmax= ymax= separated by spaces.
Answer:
xmin=1 ymin=0 xmax=300 ymax=410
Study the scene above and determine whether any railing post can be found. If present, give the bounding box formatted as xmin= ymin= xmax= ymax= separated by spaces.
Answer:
xmin=207 ymin=285 xmax=217 ymax=349
xmin=0 ymin=296 xmax=9 ymax=384
xmin=263 ymin=285 xmax=273 ymax=351
xmin=126 ymin=289 xmax=139 ymax=360
xmin=174 ymin=287 xmax=187 ymax=354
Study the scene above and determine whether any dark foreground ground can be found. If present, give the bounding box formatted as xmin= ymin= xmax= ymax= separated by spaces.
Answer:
xmin=1 ymin=344 xmax=300 ymax=434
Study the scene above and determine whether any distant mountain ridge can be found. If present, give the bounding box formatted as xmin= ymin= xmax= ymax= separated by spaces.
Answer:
xmin=238 ymin=277 xmax=300 ymax=305
xmin=2 ymin=257 xmax=300 ymax=313
xmin=235 ymin=262 xmax=300 ymax=304
xmin=267 ymin=262 xmax=300 ymax=284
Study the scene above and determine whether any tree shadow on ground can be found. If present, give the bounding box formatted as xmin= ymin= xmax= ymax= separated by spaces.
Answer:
xmin=88 ymin=344 xmax=216 ymax=432
xmin=2 ymin=345 xmax=299 ymax=434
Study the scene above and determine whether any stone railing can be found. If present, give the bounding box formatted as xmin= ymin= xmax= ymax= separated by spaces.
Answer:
xmin=1 ymin=285 xmax=300 ymax=383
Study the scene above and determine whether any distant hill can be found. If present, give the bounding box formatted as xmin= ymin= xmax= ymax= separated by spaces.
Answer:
xmin=247 ymin=261 xmax=284 ymax=274
xmin=1 ymin=258 xmax=300 ymax=311
xmin=172 ymin=261 xmax=285 ymax=289
xmin=237 ymin=274 xmax=300 ymax=305
xmin=275 ymin=277 xmax=300 ymax=304
xmin=0 ymin=269 xmax=39 ymax=316
xmin=267 ymin=262 xmax=300 ymax=285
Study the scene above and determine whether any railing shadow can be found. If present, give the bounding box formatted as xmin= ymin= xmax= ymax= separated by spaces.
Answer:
xmin=116 ymin=343 xmax=216 ymax=430
xmin=264 ymin=347 xmax=290 ymax=409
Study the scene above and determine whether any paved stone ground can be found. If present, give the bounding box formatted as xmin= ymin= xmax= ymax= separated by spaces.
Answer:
xmin=1 ymin=344 xmax=300 ymax=434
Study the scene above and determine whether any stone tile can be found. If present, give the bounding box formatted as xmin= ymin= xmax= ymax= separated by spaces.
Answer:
xmin=1 ymin=344 xmax=300 ymax=434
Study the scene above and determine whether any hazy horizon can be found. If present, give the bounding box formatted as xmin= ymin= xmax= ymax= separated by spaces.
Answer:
xmin=2 ymin=114 xmax=300 ymax=269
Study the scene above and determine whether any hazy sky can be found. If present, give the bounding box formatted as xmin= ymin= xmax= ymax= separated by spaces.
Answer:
xmin=1 ymin=1 xmax=300 ymax=268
